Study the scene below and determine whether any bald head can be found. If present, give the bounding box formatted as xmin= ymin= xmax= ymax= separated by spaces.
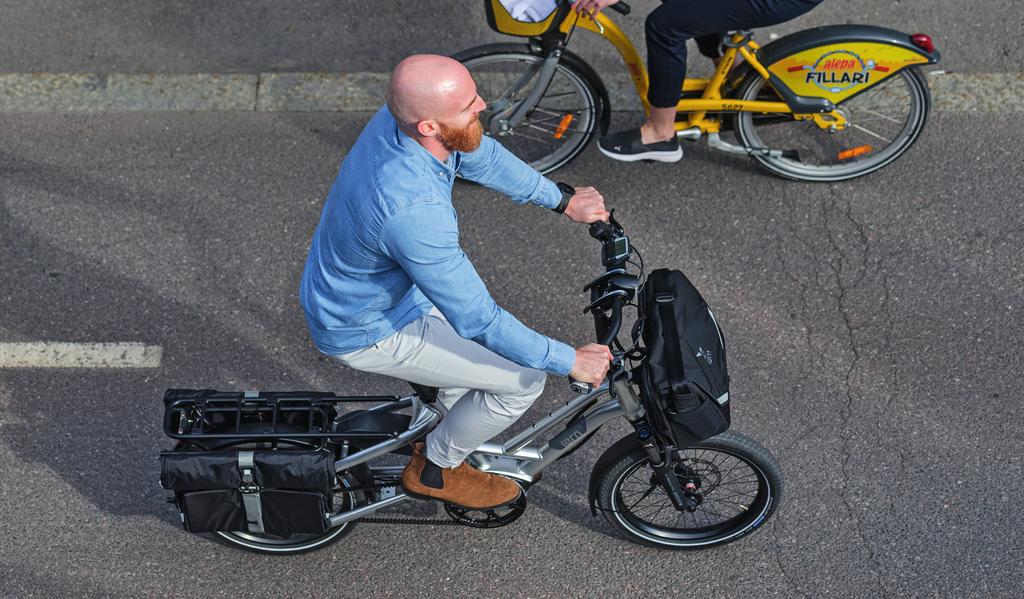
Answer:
xmin=387 ymin=54 xmax=479 ymax=134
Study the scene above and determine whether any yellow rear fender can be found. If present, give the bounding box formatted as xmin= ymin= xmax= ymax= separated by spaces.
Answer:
xmin=750 ymin=25 xmax=940 ymax=106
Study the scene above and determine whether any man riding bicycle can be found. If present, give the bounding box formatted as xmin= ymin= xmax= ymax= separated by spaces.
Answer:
xmin=571 ymin=0 xmax=825 ymax=163
xmin=300 ymin=54 xmax=612 ymax=510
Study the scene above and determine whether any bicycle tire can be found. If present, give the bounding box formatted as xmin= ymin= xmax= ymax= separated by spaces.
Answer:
xmin=595 ymin=430 xmax=783 ymax=549
xmin=734 ymin=66 xmax=931 ymax=182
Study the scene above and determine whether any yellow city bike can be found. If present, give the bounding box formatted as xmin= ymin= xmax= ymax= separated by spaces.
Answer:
xmin=454 ymin=0 xmax=940 ymax=181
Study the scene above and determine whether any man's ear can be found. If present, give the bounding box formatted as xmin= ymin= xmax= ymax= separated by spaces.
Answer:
xmin=416 ymin=120 xmax=441 ymax=138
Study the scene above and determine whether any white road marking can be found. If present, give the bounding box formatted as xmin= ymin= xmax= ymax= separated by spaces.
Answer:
xmin=0 ymin=342 xmax=162 ymax=368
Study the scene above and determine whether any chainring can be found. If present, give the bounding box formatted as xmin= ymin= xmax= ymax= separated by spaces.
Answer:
xmin=443 ymin=486 xmax=528 ymax=528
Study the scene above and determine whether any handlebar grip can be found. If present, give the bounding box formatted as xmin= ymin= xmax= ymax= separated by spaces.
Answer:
xmin=610 ymin=1 xmax=630 ymax=15
xmin=569 ymin=378 xmax=594 ymax=395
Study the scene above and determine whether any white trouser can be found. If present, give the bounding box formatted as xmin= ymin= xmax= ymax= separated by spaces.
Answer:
xmin=332 ymin=308 xmax=547 ymax=468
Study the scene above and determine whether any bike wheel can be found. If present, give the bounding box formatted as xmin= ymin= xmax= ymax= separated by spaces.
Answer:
xmin=734 ymin=67 xmax=931 ymax=181
xmin=457 ymin=45 xmax=599 ymax=174
xmin=596 ymin=431 xmax=782 ymax=549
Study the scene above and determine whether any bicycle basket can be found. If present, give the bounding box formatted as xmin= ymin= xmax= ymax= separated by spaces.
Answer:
xmin=486 ymin=0 xmax=562 ymax=37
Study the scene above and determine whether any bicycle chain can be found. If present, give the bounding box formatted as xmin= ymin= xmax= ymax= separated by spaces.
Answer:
xmin=360 ymin=515 xmax=462 ymax=526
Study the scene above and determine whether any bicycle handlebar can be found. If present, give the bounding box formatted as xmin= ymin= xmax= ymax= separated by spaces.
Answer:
xmin=609 ymin=1 xmax=631 ymax=16
xmin=568 ymin=214 xmax=630 ymax=394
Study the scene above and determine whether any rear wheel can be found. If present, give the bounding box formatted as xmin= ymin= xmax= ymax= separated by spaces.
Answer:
xmin=456 ymin=45 xmax=600 ymax=174
xmin=595 ymin=431 xmax=783 ymax=549
xmin=735 ymin=67 xmax=931 ymax=181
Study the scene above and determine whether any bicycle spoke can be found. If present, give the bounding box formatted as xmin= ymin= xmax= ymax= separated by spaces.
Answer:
xmin=507 ymin=130 xmax=560 ymax=146
xmin=849 ymin=123 xmax=892 ymax=144
xmin=626 ymin=484 xmax=660 ymax=510
xmin=854 ymin=106 xmax=904 ymax=125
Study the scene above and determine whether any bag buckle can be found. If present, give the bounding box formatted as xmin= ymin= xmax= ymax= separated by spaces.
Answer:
xmin=655 ymin=292 xmax=674 ymax=303
xmin=239 ymin=468 xmax=259 ymax=494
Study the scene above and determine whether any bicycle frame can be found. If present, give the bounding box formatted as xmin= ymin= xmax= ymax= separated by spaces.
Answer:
xmin=556 ymin=12 xmax=801 ymax=134
xmin=326 ymin=368 xmax=646 ymax=527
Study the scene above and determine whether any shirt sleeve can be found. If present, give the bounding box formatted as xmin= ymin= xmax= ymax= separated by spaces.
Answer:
xmin=457 ymin=135 xmax=562 ymax=209
xmin=379 ymin=201 xmax=576 ymax=376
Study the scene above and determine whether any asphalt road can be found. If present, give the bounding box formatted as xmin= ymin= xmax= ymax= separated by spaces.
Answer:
xmin=1 ymin=0 xmax=1020 ymax=75
xmin=1 ymin=109 xmax=1021 ymax=597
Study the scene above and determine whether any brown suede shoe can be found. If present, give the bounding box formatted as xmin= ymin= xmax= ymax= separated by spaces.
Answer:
xmin=401 ymin=442 xmax=521 ymax=510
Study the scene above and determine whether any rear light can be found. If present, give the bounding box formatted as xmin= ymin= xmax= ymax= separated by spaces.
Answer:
xmin=910 ymin=34 xmax=935 ymax=54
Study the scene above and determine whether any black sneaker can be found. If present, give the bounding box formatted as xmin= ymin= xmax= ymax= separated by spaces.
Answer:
xmin=598 ymin=128 xmax=683 ymax=163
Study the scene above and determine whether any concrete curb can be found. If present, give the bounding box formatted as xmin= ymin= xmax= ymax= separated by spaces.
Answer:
xmin=0 ymin=71 xmax=1019 ymax=112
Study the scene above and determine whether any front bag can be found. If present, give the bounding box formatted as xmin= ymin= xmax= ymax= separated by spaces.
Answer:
xmin=639 ymin=268 xmax=731 ymax=447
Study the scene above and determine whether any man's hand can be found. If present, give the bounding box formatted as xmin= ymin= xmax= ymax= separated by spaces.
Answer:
xmin=571 ymin=0 xmax=620 ymax=18
xmin=564 ymin=186 xmax=610 ymax=224
xmin=570 ymin=343 xmax=613 ymax=386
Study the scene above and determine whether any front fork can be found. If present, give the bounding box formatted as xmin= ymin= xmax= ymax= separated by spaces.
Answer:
xmin=610 ymin=370 xmax=697 ymax=511
xmin=489 ymin=37 xmax=565 ymax=134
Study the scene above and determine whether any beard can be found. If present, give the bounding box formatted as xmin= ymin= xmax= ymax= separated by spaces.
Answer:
xmin=437 ymin=117 xmax=484 ymax=153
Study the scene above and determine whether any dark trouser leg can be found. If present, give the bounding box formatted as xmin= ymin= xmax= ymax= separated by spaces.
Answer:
xmin=645 ymin=0 xmax=825 ymax=109
xmin=645 ymin=3 xmax=692 ymax=109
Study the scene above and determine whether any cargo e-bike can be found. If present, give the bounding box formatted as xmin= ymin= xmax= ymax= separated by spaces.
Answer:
xmin=160 ymin=215 xmax=782 ymax=555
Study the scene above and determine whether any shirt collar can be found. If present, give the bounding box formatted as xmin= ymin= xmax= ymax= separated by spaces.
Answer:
xmin=387 ymin=107 xmax=457 ymax=173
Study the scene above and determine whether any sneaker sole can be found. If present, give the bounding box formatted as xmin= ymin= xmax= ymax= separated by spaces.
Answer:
xmin=598 ymin=144 xmax=683 ymax=163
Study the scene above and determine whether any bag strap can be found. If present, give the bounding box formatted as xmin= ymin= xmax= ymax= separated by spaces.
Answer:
xmin=238 ymin=451 xmax=265 ymax=534
xmin=654 ymin=272 xmax=686 ymax=396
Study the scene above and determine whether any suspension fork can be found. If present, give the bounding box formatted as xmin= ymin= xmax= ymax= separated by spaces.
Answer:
xmin=612 ymin=371 xmax=694 ymax=511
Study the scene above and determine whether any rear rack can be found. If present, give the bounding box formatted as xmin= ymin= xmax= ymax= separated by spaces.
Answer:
xmin=162 ymin=388 xmax=404 ymax=441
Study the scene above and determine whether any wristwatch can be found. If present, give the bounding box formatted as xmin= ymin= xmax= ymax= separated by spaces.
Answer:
xmin=553 ymin=181 xmax=574 ymax=214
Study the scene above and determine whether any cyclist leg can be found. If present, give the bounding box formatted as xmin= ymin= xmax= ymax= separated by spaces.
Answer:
xmin=600 ymin=0 xmax=824 ymax=162
xmin=332 ymin=308 xmax=545 ymax=506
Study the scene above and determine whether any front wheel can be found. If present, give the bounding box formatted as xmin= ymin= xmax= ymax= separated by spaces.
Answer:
xmin=595 ymin=431 xmax=783 ymax=549
xmin=734 ymin=67 xmax=931 ymax=181
xmin=455 ymin=44 xmax=600 ymax=174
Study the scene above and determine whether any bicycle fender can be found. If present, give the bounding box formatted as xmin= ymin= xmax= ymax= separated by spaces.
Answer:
xmin=729 ymin=25 xmax=940 ymax=106
xmin=587 ymin=432 xmax=641 ymax=516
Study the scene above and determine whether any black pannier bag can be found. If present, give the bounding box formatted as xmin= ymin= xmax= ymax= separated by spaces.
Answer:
xmin=160 ymin=449 xmax=335 ymax=537
xmin=638 ymin=268 xmax=731 ymax=448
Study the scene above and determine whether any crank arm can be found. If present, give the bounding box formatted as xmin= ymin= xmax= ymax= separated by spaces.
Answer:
xmin=706 ymin=132 xmax=799 ymax=160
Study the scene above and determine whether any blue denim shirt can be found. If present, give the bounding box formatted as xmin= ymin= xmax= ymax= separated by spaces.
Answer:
xmin=300 ymin=106 xmax=576 ymax=376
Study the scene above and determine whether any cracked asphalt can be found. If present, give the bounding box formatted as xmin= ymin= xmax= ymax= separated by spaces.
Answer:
xmin=1 ymin=110 xmax=1021 ymax=597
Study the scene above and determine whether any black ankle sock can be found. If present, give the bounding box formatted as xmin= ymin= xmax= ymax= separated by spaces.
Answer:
xmin=420 ymin=458 xmax=444 ymax=489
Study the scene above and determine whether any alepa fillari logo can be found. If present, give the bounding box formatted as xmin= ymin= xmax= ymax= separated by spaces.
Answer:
xmin=789 ymin=49 xmax=890 ymax=94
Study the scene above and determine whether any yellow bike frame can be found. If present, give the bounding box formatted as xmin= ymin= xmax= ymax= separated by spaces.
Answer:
xmin=557 ymin=12 xmax=838 ymax=134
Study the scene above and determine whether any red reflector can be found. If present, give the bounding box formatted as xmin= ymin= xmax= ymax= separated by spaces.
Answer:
xmin=911 ymin=33 xmax=935 ymax=54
